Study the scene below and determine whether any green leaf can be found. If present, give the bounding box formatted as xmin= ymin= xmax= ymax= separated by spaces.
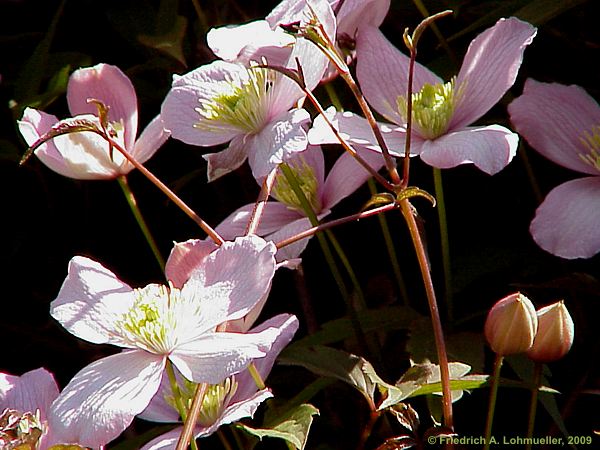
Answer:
xmin=238 ymin=403 xmax=319 ymax=450
xmin=138 ymin=15 xmax=188 ymax=66
xmin=361 ymin=192 xmax=396 ymax=212
xmin=278 ymin=345 xmax=414 ymax=410
xmin=287 ymin=306 xmax=421 ymax=350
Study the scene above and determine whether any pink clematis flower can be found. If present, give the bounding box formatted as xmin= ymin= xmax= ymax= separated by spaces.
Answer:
xmin=137 ymin=314 xmax=298 ymax=450
xmin=0 ymin=368 xmax=70 ymax=449
xmin=215 ymin=145 xmax=384 ymax=261
xmin=207 ymin=0 xmax=390 ymax=82
xmin=509 ymin=79 xmax=600 ymax=259
xmin=49 ymin=236 xmax=292 ymax=448
xmin=161 ymin=0 xmax=335 ymax=182
xmin=309 ymin=17 xmax=536 ymax=175
xmin=18 ymin=63 xmax=169 ymax=180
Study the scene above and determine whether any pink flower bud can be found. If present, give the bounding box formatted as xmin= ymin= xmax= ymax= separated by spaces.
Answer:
xmin=484 ymin=292 xmax=538 ymax=355
xmin=527 ymin=301 xmax=574 ymax=362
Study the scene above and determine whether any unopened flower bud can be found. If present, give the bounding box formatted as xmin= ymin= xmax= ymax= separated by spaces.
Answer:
xmin=527 ymin=301 xmax=574 ymax=362
xmin=484 ymin=292 xmax=538 ymax=355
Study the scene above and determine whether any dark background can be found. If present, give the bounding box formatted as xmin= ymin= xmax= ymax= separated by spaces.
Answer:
xmin=1 ymin=0 xmax=599 ymax=448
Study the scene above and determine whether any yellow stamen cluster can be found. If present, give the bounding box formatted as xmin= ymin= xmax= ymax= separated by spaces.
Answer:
xmin=0 ymin=408 xmax=44 ymax=450
xmin=579 ymin=125 xmax=600 ymax=172
xmin=398 ymin=77 xmax=457 ymax=140
xmin=195 ymin=66 xmax=275 ymax=133
xmin=271 ymin=158 xmax=321 ymax=213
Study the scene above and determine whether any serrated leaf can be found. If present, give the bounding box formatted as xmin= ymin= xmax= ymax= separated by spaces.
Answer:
xmin=396 ymin=186 xmax=436 ymax=207
xmin=238 ymin=403 xmax=319 ymax=450
xmin=361 ymin=192 xmax=396 ymax=212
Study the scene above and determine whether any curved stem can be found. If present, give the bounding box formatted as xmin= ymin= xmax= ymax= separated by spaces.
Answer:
xmin=525 ymin=363 xmax=543 ymax=449
xmin=117 ymin=175 xmax=165 ymax=273
xmin=400 ymin=47 xmax=416 ymax=188
xmin=104 ymin=135 xmax=224 ymax=245
xmin=484 ymin=354 xmax=504 ymax=450
xmin=399 ymin=199 xmax=453 ymax=430
xmin=432 ymin=168 xmax=453 ymax=323
xmin=276 ymin=203 xmax=399 ymax=249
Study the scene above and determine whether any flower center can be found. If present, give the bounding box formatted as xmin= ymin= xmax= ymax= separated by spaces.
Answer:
xmin=115 ymin=284 xmax=189 ymax=354
xmin=271 ymin=158 xmax=321 ymax=213
xmin=397 ymin=78 xmax=457 ymax=140
xmin=166 ymin=376 xmax=238 ymax=427
xmin=579 ymin=125 xmax=600 ymax=172
xmin=194 ymin=65 xmax=275 ymax=133
xmin=0 ymin=408 xmax=44 ymax=450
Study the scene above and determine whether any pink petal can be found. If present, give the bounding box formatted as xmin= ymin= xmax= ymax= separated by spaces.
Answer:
xmin=232 ymin=314 xmax=299 ymax=401
xmin=308 ymin=107 xmax=410 ymax=156
xmin=131 ymin=114 xmax=170 ymax=165
xmin=50 ymin=351 xmax=165 ymax=448
xmin=336 ymin=0 xmax=390 ymax=37
xmin=165 ymin=239 xmax=219 ymax=288
xmin=141 ymin=428 xmax=181 ymax=450
xmin=67 ymin=64 xmax=139 ymax=151
xmin=17 ymin=108 xmax=72 ymax=176
xmin=508 ymin=79 xmax=600 ymax=175
xmin=204 ymin=134 xmax=248 ymax=182
xmin=287 ymin=144 xmax=326 ymax=192
xmin=138 ymin=371 xmax=180 ymax=424
xmin=247 ymin=108 xmax=310 ymax=181
xmin=50 ymin=256 xmax=135 ymax=345
xmin=451 ymin=17 xmax=536 ymax=129
xmin=530 ymin=177 xmax=600 ymax=259
xmin=356 ymin=25 xmax=442 ymax=125
xmin=215 ymin=202 xmax=303 ymax=240
xmin=185 ymin=236 xmax=277 ymax=323
xmin=161 ymin=61 xmax=247 ymax=147
xmin=322 ymin=147 xmax=386 ymax=209
xmin=206 ymin=20 xmax=294 ymax=66
xmin=0 ymin=368 xmax=59 ymax=421
xmin=419 ymin=124 xmax=519 ymax=175
xmin=169 ymin=325 xmax=281 ymax=384
xmin=267 ymin=212 xmax=330 ymax=262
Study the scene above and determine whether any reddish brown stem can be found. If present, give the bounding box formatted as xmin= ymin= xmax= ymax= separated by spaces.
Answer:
xmin=175 ymin=382 xmax=208 ymax=450
xmin=246 ymin=168 xmax=277 ymax=235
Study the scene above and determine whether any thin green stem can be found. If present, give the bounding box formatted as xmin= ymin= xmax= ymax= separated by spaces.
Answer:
xmin=247 ymin=362 xmax=266 ymax=390
xmin=324 ymin=82 xmax=344 ymax=111
xmin=410 ymin=0 xmax=458 ymax=66
xmin=190 ymin=0 xmax=209 ymax=31
xmin=399 ymin=199 xmax=454 ymax=431
xmin=117 ymin=176 xmax=165 ymax=273
xmin=368 ymin=179 xmax=409 ymax=305
xmin=484 ymin=354 xmax=504 ymax=450
xmin=280 ymin=164 xmax=369 ymax=351
xmin=432 ymin=168 xmax=453 ymax=324
xmin=526 ymin=363 xmax=543 ymax=450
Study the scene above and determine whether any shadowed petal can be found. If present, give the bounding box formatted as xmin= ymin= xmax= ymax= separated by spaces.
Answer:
xmin=165 ymin=239 xmax=219 ymax=288
xmin=356 ymin=25 xmax=441 ymax=124
xmin=336 ymin=0 xmax=390 ymax=37
xmin=509 ymin=79 xmax=600 ymax=175
xmin=451 ymin=17 xmax=536 ymax=129
xmin=530 ymin=177 xmax=600 ymax=259
xmin=141 ymin=428 xmax=181 ymax=450
xmin=50 ymin=256 xmax=135 ymax=345
xmin=216 ymin=202 xmax=303 ymax=240
xmin=132 ymin=115 xmax=170 ymax=165
xmin=67 ymin=64 xmax=139 ymax=151
xmin=267 ymin=212 xmax=329 ymax=261
xmin=419 ymin=125 xmax=519 ymax=175
xmin=0 ymin=368 xmax=59 ymax=421
xmin=204 ymin=134 xmax=248 ymax=182
xmin=50 ymin=351 xmax=165 ymax=448
xmin=322 ymin=147 xmax=385 ymax=209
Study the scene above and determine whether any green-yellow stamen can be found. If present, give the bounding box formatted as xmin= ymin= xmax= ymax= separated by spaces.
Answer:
xmin=398 ymin=77 xmax=457 ymax=140
xmin=271 ymin=158 xmax=321 ymax=213
xmin=0 ymin=408 xmax=44 ymax=450
xmin=195 ymin=66 xmax=274 ymax=133
xmin=166 ymin=376 xmax=238 ymax=427
xmin=579 ymin=125 xmax=600 ymax=172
